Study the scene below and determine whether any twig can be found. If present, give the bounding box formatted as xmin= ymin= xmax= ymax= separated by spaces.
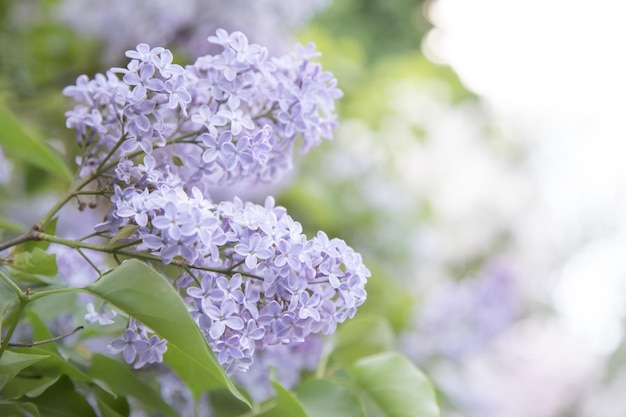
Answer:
xmin=4 ymin=326 xmax=84 ymax=347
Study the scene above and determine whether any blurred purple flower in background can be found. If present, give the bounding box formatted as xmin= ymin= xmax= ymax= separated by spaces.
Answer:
xmin=53 ymin=0 xmax=331 ymax=61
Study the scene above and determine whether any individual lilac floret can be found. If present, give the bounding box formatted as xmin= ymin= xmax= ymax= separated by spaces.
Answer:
xmin=85 ymin=302 xmax=117 ymax=326
xmin=63 ymin=29 xmax=342 ymax=193
xmin=100 ymin=179 xmax=369 ymax=373
xmin=107 ymin=319 xmax=167 ymax=369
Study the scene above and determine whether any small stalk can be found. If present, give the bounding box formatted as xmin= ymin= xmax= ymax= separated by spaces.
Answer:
xmin=0 ymin=295 xmax=28 ymax=360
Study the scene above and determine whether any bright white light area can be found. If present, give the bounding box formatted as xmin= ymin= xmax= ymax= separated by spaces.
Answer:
xmin=553 ymin=238 xmax=626 ymax=353
xmin=424 ymin=0 xmax=626 ymax=118
xmin=426 ymin=0 xmax=626 ymax=353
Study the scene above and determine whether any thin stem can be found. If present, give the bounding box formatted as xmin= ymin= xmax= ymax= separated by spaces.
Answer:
xmin=107 ymin=239 xmax=143 ymax=251
xmin=6 ymin=326 xmax=84 ymax=347
xmin=0 ymin=296 xmax=28 ymax=360
xmin=76 ymin=248 xmax=102 ymax=275
xmin=95 ymin=131 xmax=128 ymax=173
xmin=36 ymin=232 xmax=264 ymax=280
xmin=0 ymin=269 xmax=26 ymax=300
xmin=27 ymin=286 xmax=86 ymax=303
xmin=0 ymin=228 xmax=38 ymax=253
xmin=78 ymin=231 xmax=106 ymax=242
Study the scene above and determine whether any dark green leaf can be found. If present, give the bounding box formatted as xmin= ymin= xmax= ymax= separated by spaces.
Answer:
xmin=209 ymin=388 xmax=250 ymax=417
xmin=85 ymin=259 xmax=250 ymax=406
xmin=29 ymin=375 xmax=98 ymax=417
xmin=0 ymin=107 xmax=72 ymax=182
xmin=1 ymin=375 xmax=59 ymax=400
xmin=0 ymin=401 xmax=41 ymax=417
xmin=350 ymin=352 xmax=441 ymax=417
xmin=297 ymin=378 xmax=365 ymax=417
xmin=87 ymin=354 xmax=176 ymax=417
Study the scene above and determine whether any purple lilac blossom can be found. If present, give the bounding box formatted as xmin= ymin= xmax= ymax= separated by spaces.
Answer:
xmin=63 ymin=29 xmax=342 ymax=195
xmin=62 ymin=30 xmax=368 ymax=374
xmin=107 ymin=318 xmax=167 ymax=369
xmin=100 ymin=179 xmax=369 ymax=372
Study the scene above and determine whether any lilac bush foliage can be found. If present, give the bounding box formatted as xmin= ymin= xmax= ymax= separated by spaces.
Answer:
xmin=63 ymin=30 xmax=369 ymax=374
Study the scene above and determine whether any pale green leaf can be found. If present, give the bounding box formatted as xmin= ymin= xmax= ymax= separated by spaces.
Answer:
xmin=0 ymin=107 xmax=72 ymax=182
xmin=297 ymin=378 xmax=365 ymax=417
xmin=351 ymin=352 xmax=441 ymax=417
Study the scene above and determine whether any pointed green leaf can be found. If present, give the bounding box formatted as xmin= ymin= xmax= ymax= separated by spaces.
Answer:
xmin=257 ymin=382 xmax=307 ymax=417
xmin=85 ymin=259 xmax=250 ymax=407
xmin=0 ymin=351 xmax=49 ymax=390
xmin=0 ymin=107 xmax=72 ymax=182
xmin=87 ymin=354 xmax=176 ymax=417
xmin=350 ymin=353 xmax=441 ymax=417
xmin=297 ymin=378 xmax=365 ymax=417
xmin=107 ymin=224 xmax=138 ymax=248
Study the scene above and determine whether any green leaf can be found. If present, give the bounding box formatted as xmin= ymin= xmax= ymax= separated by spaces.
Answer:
xmin=297 ymin=378 xmax=365 ymax=417
xmin=209 ymin=388 xmax=250 ymax=417
xmin=257 ymin=382 xmax=307 ymax=417
xmin=0 ymin=107 xmax=72 ymax=182
xmin=106 ymin=224 xmax=138 ymax=248
xmin=332 ymin=315 xmax=394 ymax=366
xmin=350 ymin=352 xmax=441 ymax=417
xmin=85 ymin=259 xmax=250 ymax=407
xmin=87 ymin=354 xmax=176 ymax=417
xmin=1 ymin=375 xmax=59 ymax=400
xmin=12 ymin=248 xmax=58 ymax=276
xmin=0 ymin=351 xmax=49 ymax=390
xmin=0 ymin=401 xmax=41 ymax=417
xmin=29 ymin=375 xmax=98 ymax=417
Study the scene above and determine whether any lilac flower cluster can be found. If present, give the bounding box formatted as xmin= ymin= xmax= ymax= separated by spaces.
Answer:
xmin=63 ymin=30 xmax=369 ymax=375
xmin=100 ymin=176 xmax=368 ymax=372
xmin=63 ymin=29 xmax=342 ymax=193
